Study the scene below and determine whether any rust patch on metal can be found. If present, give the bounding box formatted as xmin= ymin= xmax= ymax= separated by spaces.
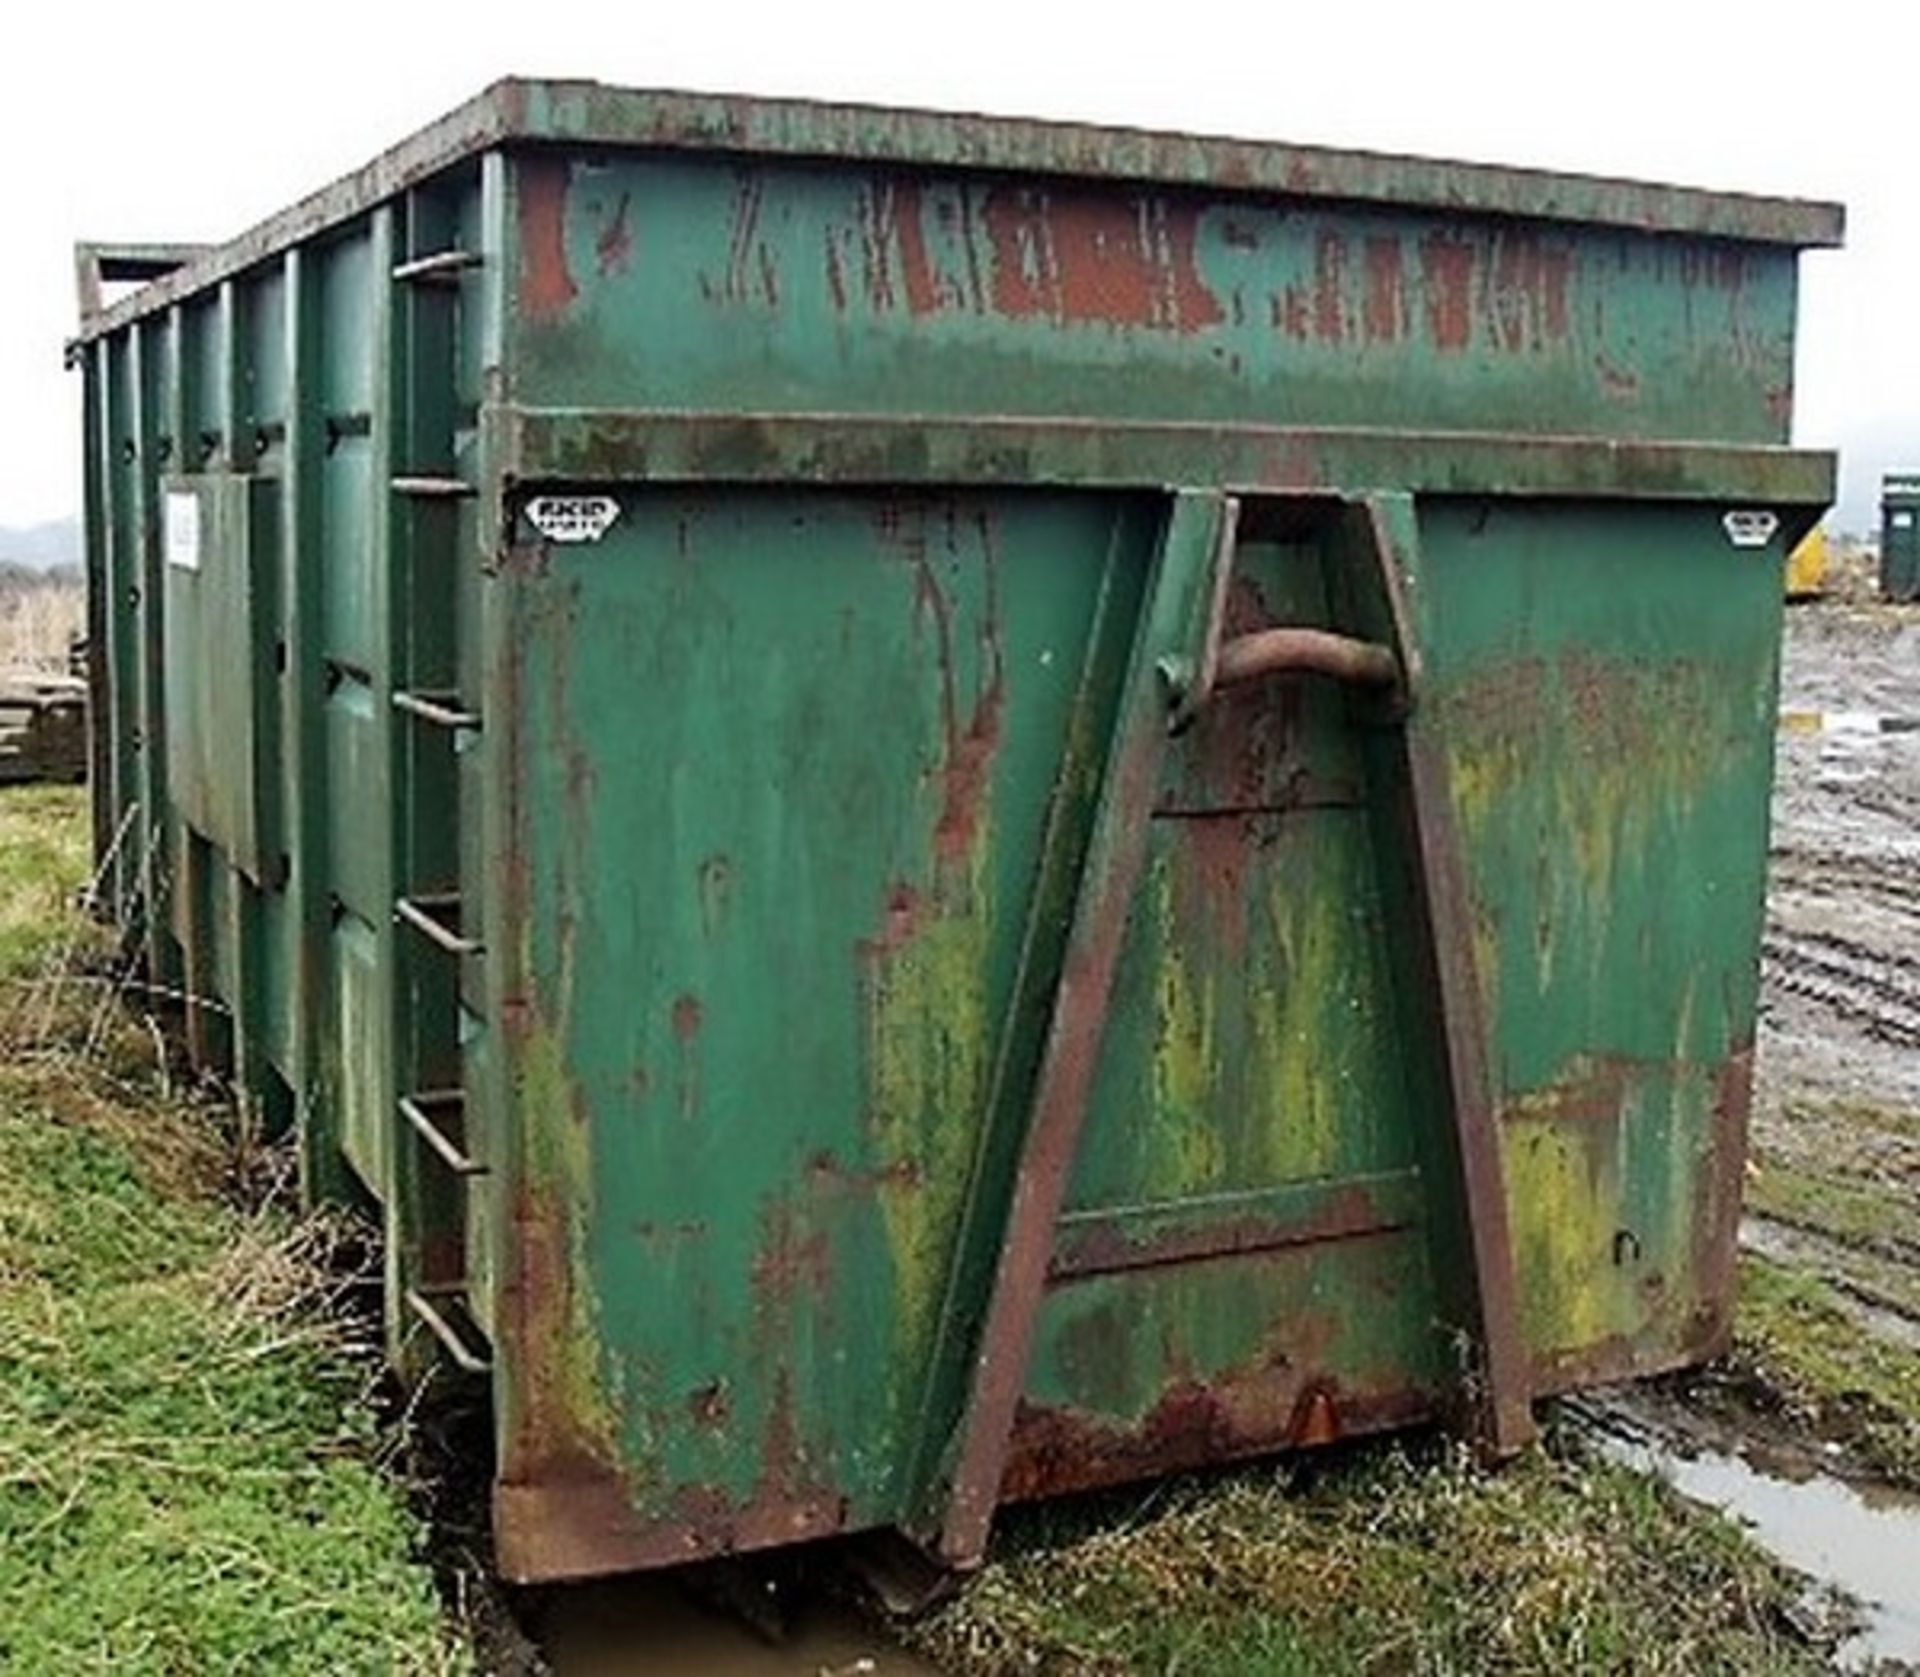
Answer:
xmin=1000 ymin=1380 xmax=1430 ymax=1502
xmin=594 ymin=190 xmax=634 ymax=277
xmin=495 ymin=1467 xmax=851 ymax=1582
xmin=671 ymin=993 xmax=703 ymax=1122
xmin=979 ymin=190 xmax=1225 ymax=334
xmin=1419 ymin=233 xmax=1476 ymax=351
xmin=1363 ymin=236 xmax=1405 ymax=342
xmin=857 ymin=880 xmax=924 ymax=962
xmin=1313 ymin=230 xmax=1348 ymax=343
xmin=1289 ymin=1383 xmax=1342 ymax=1447
xmin=1048 ymin=1181 xmax=1410 ymax=1282
xmin=1488 ymin=232 xmax=1571 ymax=351
xmin=890 ymin=182 xmax=942 ymax=316
xmin=750 ymin=1196 xmax=832 ymax=1307
xmin=708 ymin=172 xmax=781 ymax=308
xmin=1500 ymin=1054 xmax=1648 ymax=1126
xmin=885 ymin=504 xmax=1005 ymax=868
xmin=805 ymin=1148 xmax=923 ymax=1193
xmin=688 ymin=1380 xmax=731 ymax=1431
xmin=518 ymin=157 xmax=578 ymax=321
xmin=1693 ymin=1043 xmax=1754 ymax=1358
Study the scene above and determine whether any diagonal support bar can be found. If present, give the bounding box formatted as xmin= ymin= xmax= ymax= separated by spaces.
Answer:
xmin=1343 ymin=493 xmax=1534 ymax=1456
xmin=926 ymin=489 xmax=1239 ymax=1569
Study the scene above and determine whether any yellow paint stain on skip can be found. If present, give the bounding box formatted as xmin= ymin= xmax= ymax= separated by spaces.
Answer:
xmin=867 ymin=840 xmax=992 ymax=1363
xmin=1253 ymin=864 xmax=1345 ymax=1182
xmin=1502 ymin=1115 xmax=1622 ymax=1354
xmin=1151 ymin=859 xmax=1225 ymax=1192
xmin=1444 ymin=660 xmax=1721 ymax=998
xmin=518 ymin=1020 xmax=624 ymax=1457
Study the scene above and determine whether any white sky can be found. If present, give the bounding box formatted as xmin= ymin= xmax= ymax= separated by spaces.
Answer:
xmin=2 ymin=1 xmax=1913 ymax=530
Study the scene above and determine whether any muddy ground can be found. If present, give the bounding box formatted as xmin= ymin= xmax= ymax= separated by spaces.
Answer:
xmin=1754 ymin=600 xmax=1920 ymax=1339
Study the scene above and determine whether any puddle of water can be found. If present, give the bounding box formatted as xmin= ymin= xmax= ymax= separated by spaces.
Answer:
xmin=1576 ymin=1403 xmax=1920 ymax=1671
xmin=543 ymin=1576 xmax=941 ymax=1677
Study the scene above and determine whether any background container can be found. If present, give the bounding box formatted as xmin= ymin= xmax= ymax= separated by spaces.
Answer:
xmin=1882 ymin=475 xmax=1920 ymax=602
xmin=69 ymin=80 xmax=1840 ymax=1584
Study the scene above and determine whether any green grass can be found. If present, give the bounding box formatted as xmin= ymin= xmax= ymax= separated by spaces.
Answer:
xmin=0 ymin=787 xmax=453 ymax=1674
xmin=1732 ymin=1254 xmax=1920 ymax=1487
xmin=1748 ymin=1158 xmax=1920 ymax=1258
xmin=0 ymin=784 xmax=92 ymax=977
xmin=904 ymin=1436 xmax=1825 ymax=1676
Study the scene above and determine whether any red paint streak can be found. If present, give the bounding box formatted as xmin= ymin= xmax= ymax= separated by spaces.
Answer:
xmin=981 ymin=189 xmax=1224 ymax=333
xmin=1362 ymin=237 xmax=1404 ymax=343
xmin=1420 ymin=234 xmax=1476 ymax=352
xmin=671 ymin=994 xmax=703 ymax=1041
xmin=518 ymin=157 xmax=578 ymax=322
xmin=935 ymin=691 xmax=1002 ymax=865
xmin=892 ymin=182 xmax=941 ymax=316
xmin=1312 ymin=230 xmax=1347 ymax=343
xmin=594 ymin=191 xmax=633 ymax=278
xmin=881 ymin=502 xmax=1005 ymax=872
xmin=1488 ymin=234 xmax=1573 ymax=352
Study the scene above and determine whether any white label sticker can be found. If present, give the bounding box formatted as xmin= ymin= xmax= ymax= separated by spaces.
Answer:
xmin=1722 ymin=509 xmax=1779 ymax=549
xmin=526 ymin=495 xmax=620 ymax=544
xmin=165 ymin=490 xmax=202 ymax=571
xmin=1894 ymin=511 xmax=1915 ymax=530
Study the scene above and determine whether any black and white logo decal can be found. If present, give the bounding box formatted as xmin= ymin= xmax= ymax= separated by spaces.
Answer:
xmin=526 ymin=495 xmax=621 ymax=544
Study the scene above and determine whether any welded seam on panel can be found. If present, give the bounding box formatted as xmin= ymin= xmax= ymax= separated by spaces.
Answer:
xmin=496 ymin=407 xmax=1837 ymax=506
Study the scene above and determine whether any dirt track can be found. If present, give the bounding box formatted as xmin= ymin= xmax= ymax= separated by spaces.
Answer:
xmin=1753 ymin=599 xmax=1920 ymax=1327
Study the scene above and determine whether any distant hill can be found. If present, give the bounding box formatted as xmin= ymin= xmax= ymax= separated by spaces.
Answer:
xmin=0 ymin=519 xmax=80 ymax=574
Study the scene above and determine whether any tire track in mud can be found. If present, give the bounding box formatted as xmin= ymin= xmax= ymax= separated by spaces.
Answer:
xmin=1762 ymin=926 xmax=1920 ymax=1050
xmin=1741 ymin=1213 xmax=1920 ymax=1352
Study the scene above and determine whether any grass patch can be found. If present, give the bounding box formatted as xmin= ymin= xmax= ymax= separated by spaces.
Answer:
xmin=904 ymin=1434 xmax=1825 ymax=1675
xmin=1732 ymin=1253 xmax=1920 ymax=1487
xmin=0 ymin=784 xmax=92 ymax=976
xmin=0 ymin=786 xmax=454 ymax=1674
xmin=1748 ymin=1159 xmax=1920 ymax=1259
xmin=1777 ymin=1094 xmax=1920 ymax=1147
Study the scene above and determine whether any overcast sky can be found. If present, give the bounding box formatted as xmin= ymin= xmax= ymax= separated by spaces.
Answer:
xmin=4 ymin=2 xmax=1913 ymax=530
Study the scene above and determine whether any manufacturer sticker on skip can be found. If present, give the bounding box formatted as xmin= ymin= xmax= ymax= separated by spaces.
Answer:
xmin=1722 ymin=509 xmax=1779 ymax=549
xmin=526 ymin=495 xmax=620 ymax=544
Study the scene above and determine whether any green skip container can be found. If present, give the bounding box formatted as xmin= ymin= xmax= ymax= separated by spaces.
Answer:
xmin=69 ymin=80 xmax=1840 ymax=1583
xmin=1882 ymin=474 xmax=1920 ymax=602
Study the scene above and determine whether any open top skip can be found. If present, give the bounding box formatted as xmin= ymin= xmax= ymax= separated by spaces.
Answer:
xmin=71 ymin=77 xmax=1838 ymax=1582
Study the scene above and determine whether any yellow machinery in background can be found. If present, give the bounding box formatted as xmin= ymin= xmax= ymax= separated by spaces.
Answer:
xmin=1786 ymin=525 xmax=1829 ymax=600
